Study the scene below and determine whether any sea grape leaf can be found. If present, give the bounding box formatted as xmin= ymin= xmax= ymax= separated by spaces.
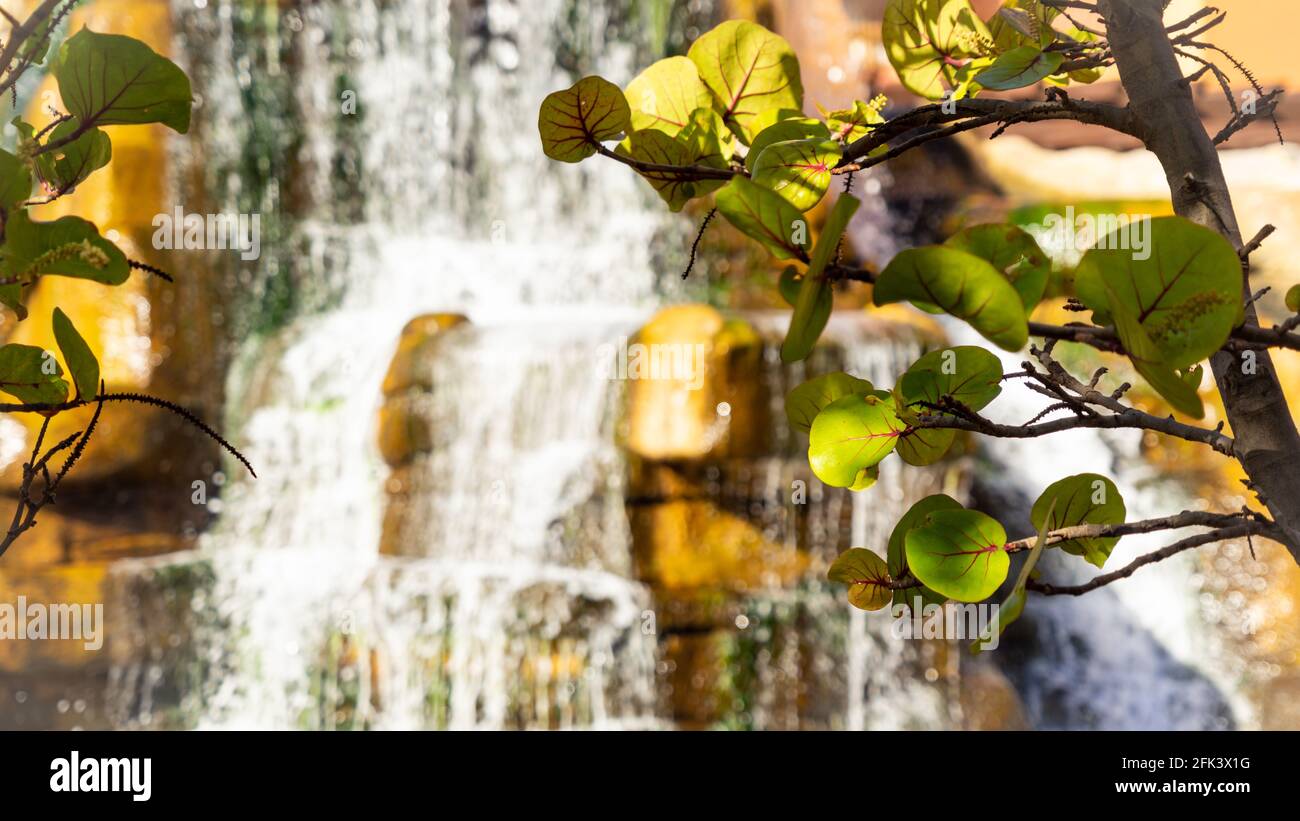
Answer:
xmin=883 ymin=0 xmax=993 ymax=100
xmin=828 ymin=548 xmax=893 ymax=611
xmin=1074 ymin=216 xmax=1241 ymax=370
xmin=715 ymin=176 xmax=810 ymax=260
xmin=782 ymin=193 xmax=860 ymax=362
xmin=0 ymin=211 xmax=130 ymax=285
xmin=34 ymin=119 xmax=112 ymax=193
xmin=873 ymin=245 xmax=1028 ymax=351
xmin=819 ymin=99 xmax=886 ymax=145
xmin=1287 ymin=284 xmax=1300 ymax=313
xmin=944 ymin=223 xmax=1051 ymax=310
xmin=688 ymin=20 xmax=803 ymax=143
xmin=1107 ymin=283 xmax=1205 ymax=418
xmin=538 ymin=75 xmax=630 ymax=163
xmin=0 ymin=148 xmax=32 ymax=209
xmin=974 ymin=45 xmax=1063 ymax=90
xmin=746 ymin=119 xmax=831 ymax=171
xmin=888 ymin=494 xmax=962 ymax=610
xmin=1031 ymin=473 xmax=1126 ymax=569
xmin=905 ymin=508 xmax=1010 ymax=602
xmin=619 ymin=127 xmax=726 ymax=211
xmin=989 ymin=0 xmax=1059 ymax=51
xmin=808 ymin=394 xmax=905 ymax=489
xmin=785 ymin=372 xmax=876 ymax=435
xmin=0 ymin=343 xmax=69 ymax=407
xmin=751 ymin=138 xmax=842 ymax=212
xmin=624 ymin=56 xmax=714 ymax=136
xmin=54 ymin=28 xmax=192 ymax=133
xmin=897 ymin=345 xmax=1003 ymax=413
xmin=972 ymin=496 xmax=1057 ymax=654
xmin=52 ymin=307 xmax=99 ymax=401
xmin=677 ymin=107 xmax=734 ymax=163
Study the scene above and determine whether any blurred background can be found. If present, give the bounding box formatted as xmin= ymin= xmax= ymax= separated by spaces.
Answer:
xmin=1 ymin=0 xmax=1298 ymax=730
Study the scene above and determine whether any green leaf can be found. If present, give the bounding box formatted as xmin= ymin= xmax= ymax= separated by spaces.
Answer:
xmin=54 ymin=28 xmax=192 ymax=133
xmin=971 ymin=496 xmax=1054 ymax=654
xmin=883 ymin=0 xmax=993 ymax=100
xmin=1107 ymin=284 xmax=1205 ymax=418
xmin=677 ymin=107 xmax=734 ymax=164
xmin=34 ymin=119 xmax=112 ymax=194
xmin=782 ymin=194 xmax=860 ymax=362
xmin=746 ymin=119 xmax=831 ymax=171
xmin=619 ymin=127 xmax=725 ymax=212
xmin=891 ymin=345 xmax=1002 ymax=466
xmin=989 ymin=1 xmax=1059 ymax=51
xmin=974 ymin=45 xmax=1064 ymax=90
xmin=888 ymin=494 xmax=962 ymax=610
xmin=1287 ymin=284 xmax=1300 ymax=314
xmin=1031 ymin=473 xmax=1127 ymax=569
xmin=751 ymin=138 xmax=842 ymax=212
xmin=52 ymin=308 xmax=99 ymax=401
xmin=538 ymin=75 xmax=630 ymax=163
xmin=905 ymin=508 xmax=1010 ymax=602
xmin=897 ymin=345 xmax=1003 ymax=413
xmin=624 ymin=56 xmax=714 ymax=136
xmin=785 ymin=372 xmax=877 ymax=434
xmin=688 ymin=20 xmax=804 ymax=143
xmin=0 ymin=343 xmax=69 ymax=407
xmin=1074 ymin=216 xmax=1241 ymax=370
xmin=715 ymin=176 xmax=810 ymax=260
xmin=0 ymin=211 xmax=130 ymax=286
xmin=0 ymin=148 xmax=32 ymax=209
xmin=808 ymin=394 xmax=905 ymax=489
xmin=873 ymin=245 xmax=1029 ymax=351
xmin=944 ymin=223 xmax=1051 ymax=310
xmin=820 ymin=99 xmax=886 ymax=145
xmin=828 ymin=548 xmax=893 ymax=611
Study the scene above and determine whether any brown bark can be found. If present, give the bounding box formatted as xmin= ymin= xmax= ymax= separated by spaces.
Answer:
xmin=1100 ymin=0 xmax=1300 ymax=559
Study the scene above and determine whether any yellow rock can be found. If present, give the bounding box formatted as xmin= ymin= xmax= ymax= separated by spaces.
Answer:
xmin=0 ymin=561 xmax=111 ymax=673
xmin=382 ymin=314 xmax=469 ymax=397
xmin=622 ymin=305 xmax=766 ymax=461
xmin=376 ymin=396 xmax=434 ymax=467
xmin=630 ymin=499 xmax=807 ymax=591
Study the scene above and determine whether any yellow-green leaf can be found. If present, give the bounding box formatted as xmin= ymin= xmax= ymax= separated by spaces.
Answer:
xmin=688 ymin=20 xmax=803 ymax=143
xmin=785 ymin=372 xmax=877 ymax=435
xmin=883 ymin=0 xmax=993 ymax=100
xmin=625 ymin=56 xmax=714 ymax=136
xmin=974 ymin=45 xmax=1064 ymax=91
xmin=751 ymin=138 xmax=842 ymax=212
xmin=0 ymin=343 xmax=69 ymax=407
xmin=746 ymin=118 xmax=830 ymax=171
xmin=808 ymin=394 xmax=905 ymax=489
xmin=538 ymin=76 xmax=630 ymax=163
xmin=1031 ymin=473 xmax=1127 ymax=569
xmin=828 ymin=548 xmax=893 ymax=611
xmin=905 ymin=508 xmax=1009 ymax=602
xmin=888 ymin=494 xmax=961 ymax=610
xmin=944 ymin=223 xmax=1051 ymax=310
xmin=715 ymin=176 xmax=810 ymax=260
xmin=873 ymin=245 xmax=1028 ymax=351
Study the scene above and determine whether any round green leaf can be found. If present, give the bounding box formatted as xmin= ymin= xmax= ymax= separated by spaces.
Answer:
xmin=54 ymin=28 xmax=192 ymax=133
xmin=883 ymin=0 xmax=993 ymax=100
xmin=898 ymin=345 xmax=1003 ymax=413
xmin=944 ymin=224 xmax=1051 ymax=310
xmin=751 ymin=139 xmax=842 ymax=212
xmin=538 ymin=76 xmax=630 ymax=163
xmin=618 ymin=127 xmax=725 ymax=212
xmin=624 ymin=56 xmax=714 ymax=136
xmin=828 ymin=548 xmax=893 ymax=611
xmin=1285 ymin=284 xmax=1300 ymax=314
xmin=1074 ymin=216 xmax=1241 ymax=370
xmin=888 ymin=494 xmax=962 ymax=610
xmin=785 ymin=372 xmax=876 ymax=434
xmin=1031 ymin=473 xmax=1127 ymax=569
xmin=715 ymin=176 xmax=810 ymax=260
xmin=808 ymin=394 xmax=905 ymax=489
xmin=52 ymin=308 xmax=99 ymax=401
xmin=1107 ymin=285 xmax=1205 ymax=418
xmin=0 ymin=212 xmax=130 ymax=285
xmin=688 ymin=20 xmax=804 ymax=143
xmin=820 ymin=99 xmax=886 ymax=145
xmin=873 ymin=246 xmax=1029 ymax=351
xmin=974 ymin=45 xmax=1064 ymax=91
xmin=905 ymin=508 xmax=1010 ymax=602
xmin=989 ymin=1 xmax=1060 ymax=51
xmin=0 ymin=343 xmax=69 ymax=406
xmin=746 ymin=119 xmax=831 ymax=171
